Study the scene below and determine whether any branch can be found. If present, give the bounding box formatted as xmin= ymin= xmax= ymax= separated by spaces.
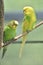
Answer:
xmin=2 ymin=21 xmax=43 ymax=47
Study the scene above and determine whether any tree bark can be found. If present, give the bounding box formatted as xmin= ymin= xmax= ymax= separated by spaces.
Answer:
xmin=0 ymin=0 xmax=4 ymax=48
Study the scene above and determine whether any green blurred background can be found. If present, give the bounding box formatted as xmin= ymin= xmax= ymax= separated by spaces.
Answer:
xmin=0 ymin=0 xmax=43 ymax=65
xmin=4 ymin=0 xmax=43 ymax=12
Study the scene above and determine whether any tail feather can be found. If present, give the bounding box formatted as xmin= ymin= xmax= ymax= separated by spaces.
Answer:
xmin=2 ymin=46 xmax=7 ymax=58
xmin=19 ymin=35 xmax=27 ymax=58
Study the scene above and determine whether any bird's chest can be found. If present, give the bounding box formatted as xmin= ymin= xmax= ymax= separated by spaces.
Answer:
xmin=24 ymin=19 xmax=31 ymax=29
xmin=4 ymin=29 xmax=16 ymax=42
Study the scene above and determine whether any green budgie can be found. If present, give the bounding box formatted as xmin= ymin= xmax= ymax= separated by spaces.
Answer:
xmin=19 ymin=6 xmax=36 ymax=58
xmin=2 ymin=20 xmax=19 ymax=58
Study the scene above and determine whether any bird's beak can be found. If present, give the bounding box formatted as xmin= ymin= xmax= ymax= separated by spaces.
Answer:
xmin=24 ymin=11 xmax=30 ymax=15
xmin=13 ymin=26 xmax=16 ymax=29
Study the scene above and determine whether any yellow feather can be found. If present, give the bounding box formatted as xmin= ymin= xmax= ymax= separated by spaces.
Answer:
xmin=19 ymin=6 xmax=36 ymax=58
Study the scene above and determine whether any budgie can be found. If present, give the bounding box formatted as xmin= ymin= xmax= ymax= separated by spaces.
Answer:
xmin=2 ymin=20 xmax=19 ymax=58
xmin=19 ymin=6 xmax=36 ymax=58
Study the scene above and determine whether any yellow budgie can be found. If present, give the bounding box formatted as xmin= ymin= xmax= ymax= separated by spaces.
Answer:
xmin=19 ymin=6 xmax=36 ymax=58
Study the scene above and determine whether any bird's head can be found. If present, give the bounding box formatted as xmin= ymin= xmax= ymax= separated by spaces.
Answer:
xmin=8 ymin=20 xmax=19 ymax=29
xmin=23 ymin=6 xmax=34 ymax=16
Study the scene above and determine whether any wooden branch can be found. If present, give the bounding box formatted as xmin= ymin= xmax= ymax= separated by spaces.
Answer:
xmin=0 ymin=0 xmax=4 ymax=48
xmin=2 ymin=21 xmax=43 ymax=47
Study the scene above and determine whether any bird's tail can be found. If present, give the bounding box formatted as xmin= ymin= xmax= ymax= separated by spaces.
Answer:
xmin=19 ymin=34 xmax=27 ymax=58
xmin=2 ymin=46 xmax=7 ymax=58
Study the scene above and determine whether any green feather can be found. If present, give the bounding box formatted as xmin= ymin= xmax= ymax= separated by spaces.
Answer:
xmin=2 ymin=26 xmax=16 ymax=58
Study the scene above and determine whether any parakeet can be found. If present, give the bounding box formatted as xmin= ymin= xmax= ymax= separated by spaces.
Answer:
xmin=19 ymin=6 xmax=36 ymax=58
xmin=2 ymin=20 xmax=19 ymax=58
